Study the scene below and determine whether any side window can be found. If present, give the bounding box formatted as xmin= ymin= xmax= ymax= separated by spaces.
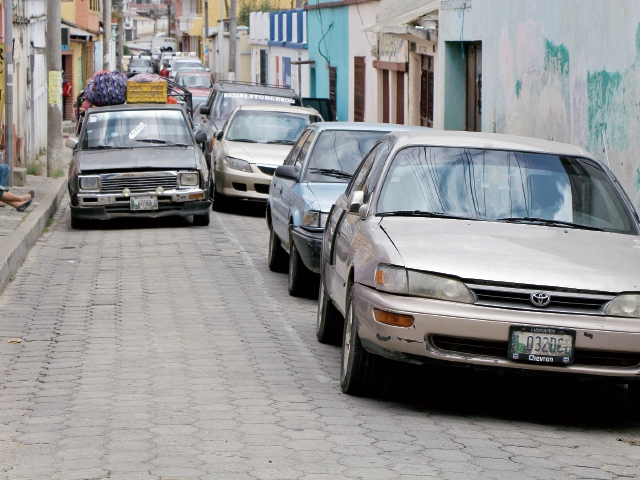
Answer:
xmin=362 ymin=142 xmax=390 ymax=203
xmin=296 ymin=131 xmax=316 ymax=168
xmin=346 ymin=142 xmax=389 ymax=197
xmin=285 ymin=130 xmax=310 ymax=166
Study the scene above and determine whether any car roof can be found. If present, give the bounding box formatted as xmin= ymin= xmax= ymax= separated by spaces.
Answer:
xmin=213 ymin=81 xmax=299 ymax=98
xmin=235 ymin=104 xmax=319 ymax=115
xmin=389 ymin=129 xmax=593 ymax=158
xmin=310 ymin=122 xmax=427 ymax=133
xmin=86 ymin=104 xmax=186 ymax=113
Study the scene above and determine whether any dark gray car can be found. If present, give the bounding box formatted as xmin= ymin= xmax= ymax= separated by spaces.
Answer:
xmin=66 ymin=104 xmax=211 ymax=228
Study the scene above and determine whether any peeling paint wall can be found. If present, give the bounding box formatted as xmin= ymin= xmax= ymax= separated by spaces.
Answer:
xmin=438 ymin=0 xmax=640 ymax=209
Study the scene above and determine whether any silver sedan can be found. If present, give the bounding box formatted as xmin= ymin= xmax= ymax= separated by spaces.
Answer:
xmin=317 ymin=129 xmax=640 ymax=401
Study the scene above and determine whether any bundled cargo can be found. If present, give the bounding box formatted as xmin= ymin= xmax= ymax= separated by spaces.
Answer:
xmin=127 ymin=74 xmax=167 ymax=103
xmin=84 ymin=71 xmax=128 ymax=107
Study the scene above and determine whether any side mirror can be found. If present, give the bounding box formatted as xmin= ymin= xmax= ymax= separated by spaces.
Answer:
xmin=215 ymin=130 xmax=224 ymax=141
xmin=65 ymin=137 xmax=78 ymax=150
xmin=200 ymin=106 xmax=210 ymax=116
xmin=347 ymin=190 xmax=365 ymax=215
xmin=195 ymin=132 xmax=207 ymax=144
xmin=274 ymin=165 xmax=300 ymax=182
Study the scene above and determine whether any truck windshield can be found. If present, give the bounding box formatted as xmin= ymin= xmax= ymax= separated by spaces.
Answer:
xmin=377 ymin=147 xmax=636 ymax=234
xmin=81 ymin=110 xmax=193 ymax=149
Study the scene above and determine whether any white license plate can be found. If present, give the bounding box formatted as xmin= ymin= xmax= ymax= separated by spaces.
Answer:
xmin=508 ymin=326 xmax=575 ymax=365
xmin=130 ymin=196 xmax=158 ymax=211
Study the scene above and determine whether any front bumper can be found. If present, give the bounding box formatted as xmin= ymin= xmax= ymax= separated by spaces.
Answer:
xmin=71 ymin=189 xmax=210 ymax=220
xmin=354 ymin=284 xmax=640 ymax=380
xmin=291 ymin=226 xmax=323 ymax=274
xmin=214 ymin=163 xmax=273 ymax=201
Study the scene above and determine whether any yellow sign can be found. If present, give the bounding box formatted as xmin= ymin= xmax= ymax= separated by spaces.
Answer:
xmin=0 ymin=43 xmax=5 ymax=120
xmin=48 ymin=70 xmax=62 ymax=108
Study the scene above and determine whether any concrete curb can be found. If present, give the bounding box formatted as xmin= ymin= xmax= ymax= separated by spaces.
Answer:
xmin=0 ymin=176 xmax=68 ymax=294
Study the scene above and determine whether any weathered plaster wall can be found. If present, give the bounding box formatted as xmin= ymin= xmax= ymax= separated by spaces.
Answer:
xmin=438 ymin=0 xmax=640 ymax=209
xmin=347 ymin=1 xmax=378 ymax=122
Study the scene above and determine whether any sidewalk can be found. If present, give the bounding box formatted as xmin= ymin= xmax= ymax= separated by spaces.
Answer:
xmin=0 ymin=142 xmax=73 ymax=293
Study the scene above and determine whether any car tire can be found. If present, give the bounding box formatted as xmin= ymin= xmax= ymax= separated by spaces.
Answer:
xmin=340 ymin=285 xmax=384 ymax=396
xmin=629 ymin=382 xmax=640 ymax=405
xmin=193 ymin=210 xmax=210 ymax=226
xmin=211 ymin=175 xmax=227 ymax=211
xmin=288 ymin=241 xmax=315 ymax=297
xmin=70 ymin=214 xmax=86 ymax=230
xmin=316 ymin=274 xmax=343 ymax=345
xmin=268 ymin=226 xmax=288 ymax=273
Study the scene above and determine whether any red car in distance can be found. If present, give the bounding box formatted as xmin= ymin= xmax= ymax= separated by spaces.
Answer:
xmin=175 ymin=71 xmax=215 ymax=110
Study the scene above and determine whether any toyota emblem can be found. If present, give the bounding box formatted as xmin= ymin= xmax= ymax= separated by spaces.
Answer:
xmin=530 ymin=292 xmax=551 ymax=307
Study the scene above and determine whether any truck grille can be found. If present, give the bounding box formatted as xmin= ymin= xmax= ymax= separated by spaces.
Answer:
xmin=100 ymin=172 xmax=178 ymax=194
xmin=466 ymin=283 xmax=613 ymax=315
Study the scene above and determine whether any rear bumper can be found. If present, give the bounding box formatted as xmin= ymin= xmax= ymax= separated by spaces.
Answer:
xmin=70 ymin=200 xmax=211 ymax=220
xmin=291 ymin=226 xmax=323 ymax=274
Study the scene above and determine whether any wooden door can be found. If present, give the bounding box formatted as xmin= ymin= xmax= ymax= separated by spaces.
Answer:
xmin=466 ymin=43 xmax=482 ymax=132
xmin=382 ymin=70 xmax=389 ymax=123
xmin=396 ymin=71 xmax=404 ymax=124
xmin=353 ymin=57 xmax=365 ymax=122
xmin=329 ymin=66 xmax=337 ymax=121
xmin=420 ymin=55 xmax=434 ymax=127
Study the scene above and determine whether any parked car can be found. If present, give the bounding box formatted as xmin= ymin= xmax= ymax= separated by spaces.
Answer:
xmin=211 ymin=104 xmax=322 ymax=206
xmin=317 ymin=129 xmax=640 ymax=402
xmin=267 ymin=122 xmax=423 ymax=297
xmin=66 ymin=104 xmax=211 ymax=228
xmin=127 ymin=56 xmax=154 ymax=74
xmin=169 ymin=57 xmax=204 ymax=80
xmin=196 ymin=82 xmax=304 ymax=168
xmin=175 ymin=71 xmax=215 ymax=112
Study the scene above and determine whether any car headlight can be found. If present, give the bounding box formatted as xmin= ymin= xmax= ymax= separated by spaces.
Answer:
xmin=302 ymin=210 xmax=328 ymax=228
xmin=375 ymin=264 xmax=475 ymax=303
xmin=79 ymin=176 xmax=100 ymax=190
xmin=180 ymin=172 xmax=200 ymax=186
xmin=605 ymin=294 xmax=640 ymax=318
xmin=222 ymin=157 xmax=252 ymax=173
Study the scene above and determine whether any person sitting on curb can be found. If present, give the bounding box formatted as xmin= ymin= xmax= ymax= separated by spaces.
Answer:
xmin=0 ymin=163 xmax=33 ymax=211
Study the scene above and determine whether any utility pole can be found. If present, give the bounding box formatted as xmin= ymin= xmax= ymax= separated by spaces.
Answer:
xmin=4 ymin=0 xmax=13 ymax=185
xmin=116 ymin=0 xmax=124 ymax=71
xmin=228 ymin=0 xmax=236 ymax=81
xmin=103 ymin=0 xmax=112 ymax=70
xmin=46 ymin=0 xmax=63 ymax=177
xmin=167 ymin=1 xmax=171 ymax=37
xmin=203 ymin=0 xmax=208 ymax=69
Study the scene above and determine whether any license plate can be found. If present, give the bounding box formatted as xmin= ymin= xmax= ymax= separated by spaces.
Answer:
xmin=508 ymin=326 xmax=575 ymax=365
xmin=130 ymin=196 xmax=158 ymax=211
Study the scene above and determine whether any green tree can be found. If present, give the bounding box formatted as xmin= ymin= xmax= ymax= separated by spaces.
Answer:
xmin=238 ymin=0 xmax=277 ymax=27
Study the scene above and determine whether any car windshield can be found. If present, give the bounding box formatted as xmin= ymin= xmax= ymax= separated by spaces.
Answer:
xmin=305 ymin=130 xmax=388 ymax=182
xmin=212 ymin=92 xmax=298 ymax=120
xmin=226 ymin=110 xmax=314 ymax=145
xmin=377 ymin=147 xmax=635 ymax=234
xmin=81 ymin=110 xmax=193 ymax=149
xmin=130 ymin=59 xmax=150 ymax=68
xmin=178 ymin=75 xmax=212 ymax=88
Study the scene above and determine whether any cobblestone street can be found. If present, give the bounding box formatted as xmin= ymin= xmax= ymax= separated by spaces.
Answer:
xmin=0 ymin=198 xmax=639 ymax=480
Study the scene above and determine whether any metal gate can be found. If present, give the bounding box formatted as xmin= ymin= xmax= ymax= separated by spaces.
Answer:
xmin=259 ymin=50 xmax=267 ymax=85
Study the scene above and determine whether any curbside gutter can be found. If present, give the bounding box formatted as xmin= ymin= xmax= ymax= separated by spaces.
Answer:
xmin=0 ymin=176 xmax=68 ymax=294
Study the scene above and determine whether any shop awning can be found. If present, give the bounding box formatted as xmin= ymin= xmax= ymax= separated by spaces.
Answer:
xmin=361 ymin=0 xmax=439 ymax=33
xmin=69 ymin=26 xmax=94 ymax=40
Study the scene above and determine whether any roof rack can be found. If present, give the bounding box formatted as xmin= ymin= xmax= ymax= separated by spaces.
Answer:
xmin=217 ymin=80 xmax=297 ymax=92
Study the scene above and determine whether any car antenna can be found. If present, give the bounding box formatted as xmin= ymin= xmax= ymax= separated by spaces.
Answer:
xmin=599 ymin=123 xmax=610 ymax=167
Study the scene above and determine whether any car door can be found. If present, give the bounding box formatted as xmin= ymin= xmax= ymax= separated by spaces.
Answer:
xmin=272 ymin=129 xmax=311 ymax=244
xmin=329 ymin=141 xmax=391 ymax=312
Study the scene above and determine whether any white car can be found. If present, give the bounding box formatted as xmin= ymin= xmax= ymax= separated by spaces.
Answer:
xmin=211 ymin=104 xmax=322 ymax=206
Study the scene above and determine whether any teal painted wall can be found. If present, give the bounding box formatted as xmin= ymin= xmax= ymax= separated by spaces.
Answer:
xmin=444 ymin=42 xmax=466 ymax=131
xmin=306 ymin=4 xmax=349 ymax=121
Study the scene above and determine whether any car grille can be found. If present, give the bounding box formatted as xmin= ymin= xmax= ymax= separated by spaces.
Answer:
xmin=99 ymin=172 xmax=178 ymax=194
xmin=257 ymin=165 xmax=276 ymax=176
xmin=431 ymin=335 xmax=640 ymax=368
xmin=466 ymin=282 xmax=613 ymax=315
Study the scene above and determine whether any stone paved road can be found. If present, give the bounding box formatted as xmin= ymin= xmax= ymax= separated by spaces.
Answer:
xmin=1 ymin=198 xmax=640 ymax=480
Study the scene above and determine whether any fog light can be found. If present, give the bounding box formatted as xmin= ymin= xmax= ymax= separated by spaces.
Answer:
xmin=156 ymin=186 xmax=164 ymax=194
xmin=122 ymin=188 xmax=131 ymax=197
xmin=373 ymin=308 xmax=414 ymax=328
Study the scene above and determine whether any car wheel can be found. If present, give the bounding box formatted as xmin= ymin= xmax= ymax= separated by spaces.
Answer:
xmin=211 ymin=175 xmax=227 ymax=211
xmin=316 ymin=273 xmax=343 ymax=345
xmin=340 ymin=285 xmax=384 ymax=396
xmin=288 ymin=241 xmax=314 ymax=297
xmin=629 ymin=382 xmax=640 ymax=405
xmin=70 ymin=214 xmax=86 ymax=230
xmin=268 ymin=225 xmax=288 ymax=273
xmin=193 ymin=210 xmax=210 ymax=226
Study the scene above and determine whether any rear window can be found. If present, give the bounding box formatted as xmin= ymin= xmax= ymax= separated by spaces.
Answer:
xmin=130 ymin=59 xmax=150 ymax=68
xmin=211 ymin=92 xmax=300 ymax=121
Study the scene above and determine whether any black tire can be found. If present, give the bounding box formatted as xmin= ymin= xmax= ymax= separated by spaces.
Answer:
xmin=340 ymin=285 xmax=384 ymax=396
xmin=193 ymin=209 xmax=210 ymax=226
xmin=268 ymin=226 xmax=288 ymax=273
xmin=629 ymin=382 xmax=640 ymax=405
xmin=288 ymin=241 xmax=315 ymax=297
xmin=316 ymin=274 xmax=344 ymax=345
xmin=211 ymin=174 xmax=227 ymax=211
xmin=70 ymin=214 xmax=86 ymax=230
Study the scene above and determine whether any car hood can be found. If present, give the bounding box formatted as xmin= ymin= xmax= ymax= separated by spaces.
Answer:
xmin=225 ymin=141 xmax=292 ymax=165
xmin=379 ymin=217 xmax=640 ymax=293
xmin=76 ymin=147 xmax=198 ymax=172
xmin=306 ymin=182 xmax=349 ymax=212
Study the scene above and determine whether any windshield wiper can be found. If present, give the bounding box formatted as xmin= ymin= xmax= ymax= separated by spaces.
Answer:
xmin=497 ymin=217 xmax=604 ymax=231
xmin=228 ymin=138 xmax=258 ymax=143
xmin=135 ymin=139 xmax=190 ymax=147
xmin=309 ymin=168 xmax=353 ymax=179
xmin=84 ymin=145 xmax=131 ymax=150
xmin=267 ymin=140 xmax=296 ymax=145
xmin=378 ymin=210 xmax=478 ymax=220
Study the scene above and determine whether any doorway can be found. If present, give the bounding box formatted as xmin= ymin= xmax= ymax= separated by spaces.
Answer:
xmin=420 ymin=55 xmax=434 ymax=127
xmin=353 ymin=57 xmax=365 ymax=122
xmin=466 ymin=42 xmax=482 ymax=132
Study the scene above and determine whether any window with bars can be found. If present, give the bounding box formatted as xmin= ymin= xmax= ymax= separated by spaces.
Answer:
xmin=90 ymin=0 xmax=100 ymax=12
